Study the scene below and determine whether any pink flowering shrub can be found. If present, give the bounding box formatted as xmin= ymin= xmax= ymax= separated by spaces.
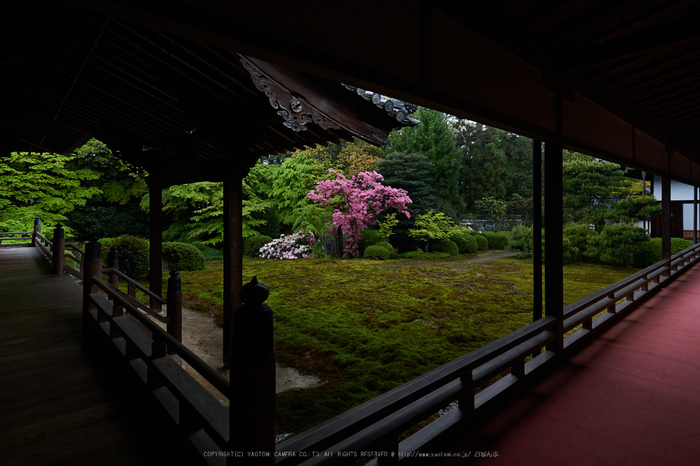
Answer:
xmin=307 ymin=170 xmax=412 ymax=256
xmin=259 ymin=230 xmax=315 ymax=260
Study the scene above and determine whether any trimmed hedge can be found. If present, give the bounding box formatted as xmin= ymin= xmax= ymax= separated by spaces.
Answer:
xmin=109 ymin=235 xmax=149 ymax=278
xmin=434 ymin=239 xmax=459 ymax=257
xmin=243 ymin=235 xmax=273 ymax=257
xmin=633 ymin=237 xmax=693 ymax=267
xmin=449 ymin=229 xmax=478 ymax=254
xmin=473 ymin=234 xmax=488 ymax=250
xmin=364 ymin=245 xmax=391 ymax=260
xmin=162 ymin=242 xmax=206 ymax=271
xmin=191 ymin=241 xmax=223 ymax=261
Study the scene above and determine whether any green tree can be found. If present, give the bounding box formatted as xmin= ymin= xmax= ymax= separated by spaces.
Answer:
xmin=408 ymin=210 xmax=455 ymax=252
xmin=562 ymin=152 xmax=655 ymax=229
xmin=376 ymin=151 xmax=436 ymax=251
xmin=65 ymin=139 xmax=149 ymax=239
xmin=388 ymin=107 xmax=464 ymax=215
xmin=457 ymin=124 xmax=514 ymax=210
xmin=0 ymin=151 xmax=100 ymax=235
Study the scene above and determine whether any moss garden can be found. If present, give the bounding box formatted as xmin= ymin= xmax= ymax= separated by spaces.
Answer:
xmin=157 ymin=253 xmax=636 ymax=437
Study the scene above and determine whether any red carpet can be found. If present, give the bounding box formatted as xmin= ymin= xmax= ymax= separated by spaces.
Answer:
xmin=436 ymin=265 xmax=700 ymax=466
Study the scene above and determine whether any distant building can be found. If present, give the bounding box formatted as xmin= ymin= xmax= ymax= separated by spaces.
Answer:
xmin=651 ymin=176 xmax=700 ymax=239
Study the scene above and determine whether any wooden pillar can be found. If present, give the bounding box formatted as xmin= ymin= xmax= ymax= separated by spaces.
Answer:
xmin=52 ymin=224 xmax=65 ymax=275
xmin=662 ymin=176 xmax=672 ymax=264
xmin=229 ymin=277 xmax=275 ymax=464
xmin=222 ymin=177 xmax=244 ymax=368
xmin=149 ymin=178 xmax=163 ymax=312
xmin=532 ymin=139 xmax=543 ymax=321
xmin=82 ymin=238 xmax=103 ymax=324
xmin=108 ymin=246 xmax=119 ymax=288
xmin=167 ymin=269 xmax=183 ymax=354
xmin=694 ymin=186 xmax=698 ymax=244
xmin=32 ymin=216 xmax=41 ymax=246
xmin=544 ymin=96 xmax=564 ymax=353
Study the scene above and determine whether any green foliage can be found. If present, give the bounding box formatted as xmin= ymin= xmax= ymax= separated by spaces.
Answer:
xmin=109 ymin=235 xmax=150 ymax=278
xmin=255 ymin=154 xmax=333 ymax=233
xmin=474 ymin=197 xmax=508 ymax=223
xmin=400 ymin=250 xmax=451 ymax=260
xmin=633 ymin=237 xmax=693 ymax=267
xmin=0 ymin=151 xmax=101 ymax=236
xmin=243 ymin=235 xmax=273 ymax=258
xmin=376 ymin=151 xmax=437 ymax=252
xmin=162 ymin=242 xmax=206 ymax=271
xmin=364 ymin=245 xmax=391 ymax=260
xmin=597 ymin=224 xmax=648 ymax=267
xmin=153 ymin=180 xmax=270 ymax=246
xmin=482 ymin=230 xmax=510 ymax=249
xmin=449 ymin=227 xmax=478 ymax=254
xmin=191 ymin=241 xmax=223 ymax=261
xmin=66 ymin=139 xmax=149 ymax=239
xmin=388 ymin=108 xmax=464 ymax=214
xmin=408 ymin=210 xmax=455 ymax=252
xmin=473 ymin=234 xmax=488 ymax=250
xmin=508 ymin=226 xmax=534 ymax=258
xmin=434 ymin=239 xmax=459 ymax=257
xmin=563 ymin=223 xmax=599 ymax=261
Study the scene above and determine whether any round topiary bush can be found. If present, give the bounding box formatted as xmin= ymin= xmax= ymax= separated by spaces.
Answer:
xmin=364 ymin=245 xmax=391 ymax=260
xmin=474 ymin=234 xmax=488 ymax=250
xmin=191 ymin=241 xmax=223 ymax=261
xmin=162 ymin=242 xmax=206 ymax=271
xmin=633 ymin=237 xmax=693 ymax=267
xmin=435 ymin=239 xmax=459 ymax=257
xmin=359 ymin=229 xmax=389 ymax=256
xmin=487 ymin=231 xmax=511 ymax=249
xmin=110 ymin=235 xmax=149 ymax=278
xmin=243 ymin=235 xmax=273 ymax=257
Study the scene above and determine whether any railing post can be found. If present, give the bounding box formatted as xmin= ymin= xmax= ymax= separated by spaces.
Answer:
xmin=82 ymin=238 xmax=103 ymax=325
xmin=52 ymin=224 xmax=65 ymax=274
xmin=108 ymin=246 xmax=119 ymax=288
xmin=229 ymin=277 xmax=275 ymax=464
xmin=167 ymin=269 xmax=183 ymax=355
xmin=32 ymin=216 xmax=41 ymax=246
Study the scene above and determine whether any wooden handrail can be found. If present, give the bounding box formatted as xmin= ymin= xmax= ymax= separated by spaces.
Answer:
xmin=90 ymin=278 xmax=229 ymax=396
xmin=102 ymin=267 xmax=167 ymax=305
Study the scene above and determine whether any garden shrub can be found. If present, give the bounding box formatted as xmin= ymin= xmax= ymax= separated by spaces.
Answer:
xmin=434 ymin=239 xmax=459 ymax=257
xmin=243 ymin=235 xmax=273 ymax=257
xmin=110 ymin=235 xmax=149 ymax=277
xmin=507 ymin=226 xmax=533 ymax=258
xmin=487 ymin=231 xmax=511 ymax=250
xmin=191 ymin=241 xmax=223 ymax=261
xmin=473 ymin=234 xmax=488 ymax=250
xmin=259 ymin=231 xmax=315 ymax=260
xmin=597 ymin=224 xmax=648 ymax=267
xmin=449 ymin=228 xmax=474 ymax=254
xmin=364 ymin=245 xmax=391 ymax=260
xmin=633 ymin=237 xmax=693 ymax=267
xmin=563 ymin=223 xmax=598 ymax=261
xmin=162 ymin=242 xmax=206 ymax=271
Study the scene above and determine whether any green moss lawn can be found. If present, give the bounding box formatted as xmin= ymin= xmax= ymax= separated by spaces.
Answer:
xmin=172 ymin=254 xmax=635 ymax=435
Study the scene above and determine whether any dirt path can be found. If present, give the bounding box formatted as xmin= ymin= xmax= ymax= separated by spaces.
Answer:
xmin=154 ymin=307 xmax=323 ymax=407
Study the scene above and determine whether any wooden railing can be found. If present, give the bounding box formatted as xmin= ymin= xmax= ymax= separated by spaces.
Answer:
xmin=0 ymin=231 xmax=33 ymax=246
xmin=276 ymin=242 xmax=700 ymax=465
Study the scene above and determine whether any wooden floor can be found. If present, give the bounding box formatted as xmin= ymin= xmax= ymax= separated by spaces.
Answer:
xmin=0 ymin=247 xmax=205 ymax=465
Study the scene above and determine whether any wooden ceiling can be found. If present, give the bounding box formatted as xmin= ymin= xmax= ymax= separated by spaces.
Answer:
xmin=3 ymin=0 xmax=700 ymax=184
xmin=0 ymin=1 xmax=417 ymax=185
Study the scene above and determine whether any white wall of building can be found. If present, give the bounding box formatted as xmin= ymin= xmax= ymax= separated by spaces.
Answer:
xmin=653 ymin=175 xmax=700 ymax=231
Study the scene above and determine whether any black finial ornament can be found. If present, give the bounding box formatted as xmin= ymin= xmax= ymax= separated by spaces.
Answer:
xmin=239 ymin=276 xmax=269 ymax=306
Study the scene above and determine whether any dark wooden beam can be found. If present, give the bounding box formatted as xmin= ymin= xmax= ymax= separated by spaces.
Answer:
xmin=222 ymin=176 xmax=243 ymax=369
xmin=148 ymin=176 xmax=163 ymax=312
xmin=532 ymin=139 xmax=543 ymax=322
xmin=544 ymin=96 xmax=563 ymax=353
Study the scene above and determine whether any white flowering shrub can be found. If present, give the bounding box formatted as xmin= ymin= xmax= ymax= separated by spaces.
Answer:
xmin=258 ymin=231 xmax=315 ymax=260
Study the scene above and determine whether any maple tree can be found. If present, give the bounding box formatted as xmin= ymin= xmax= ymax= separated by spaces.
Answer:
xmin=307 ymin=170 xmax=412 ymax=256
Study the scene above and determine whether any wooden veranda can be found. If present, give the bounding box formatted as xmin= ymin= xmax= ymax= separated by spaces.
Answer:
xmin=0 ymin=246 xmax=204 ymax=465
